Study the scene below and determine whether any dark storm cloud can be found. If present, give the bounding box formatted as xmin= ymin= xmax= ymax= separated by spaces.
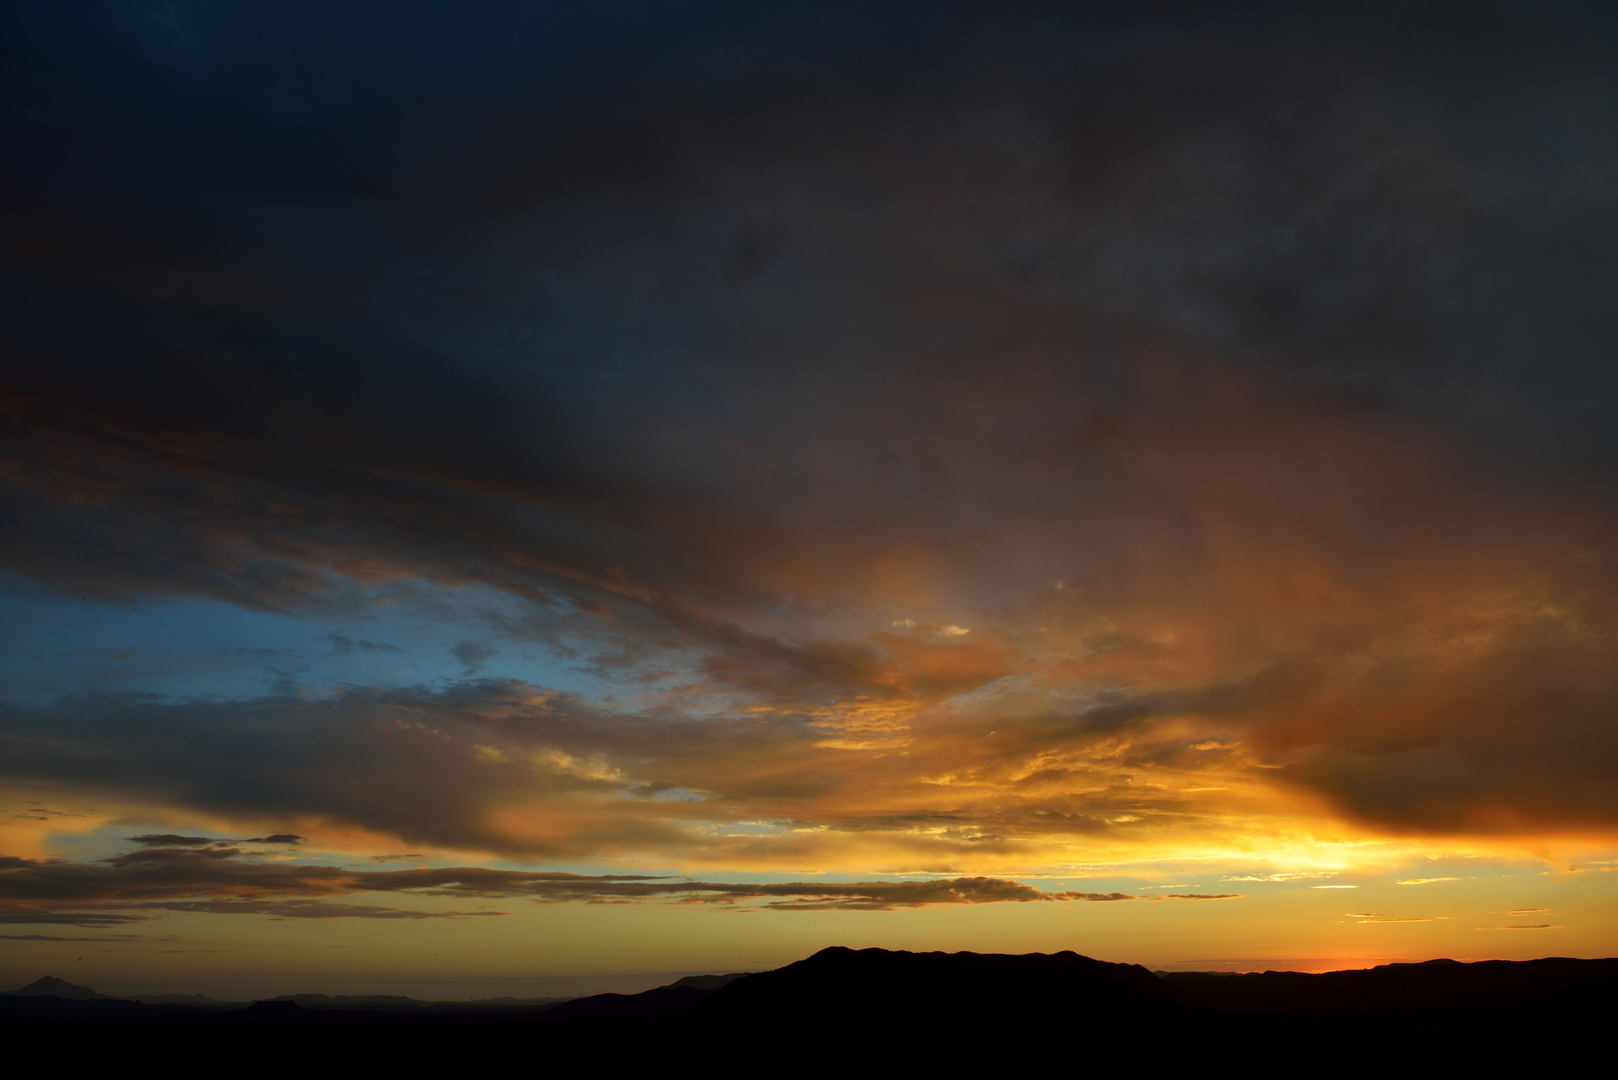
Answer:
xmin=3 ymin=0 xmax=1618 ymax=849
xmin=6 ymin=1 xmax=1617 ymax=611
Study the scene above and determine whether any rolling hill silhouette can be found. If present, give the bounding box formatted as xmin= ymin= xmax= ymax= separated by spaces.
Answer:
xmin=4 ymin=947 xmax=1615 ymax=1063
xmin=684 ymin=946 xmax=1176 ymax=1032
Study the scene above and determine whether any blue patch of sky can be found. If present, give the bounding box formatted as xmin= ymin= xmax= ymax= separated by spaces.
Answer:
xmin=649 ymin=789 xmax=707 ymax=802
xmin=0 ymin=573 xmax=633 ymax=708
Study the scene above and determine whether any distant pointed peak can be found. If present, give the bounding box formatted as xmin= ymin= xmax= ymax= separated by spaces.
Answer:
xmin=3 ymin=976 xmax=106 ymax=999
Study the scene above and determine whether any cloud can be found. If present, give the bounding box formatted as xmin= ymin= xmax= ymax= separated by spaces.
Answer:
xmin=1396 ymin=878 xmax=1459 ymax=885
xmin=33 ymin=646 xmax=152 ymax=664
xmin=684 ymin=879 xmax=1136 ymax=911
xmin=325 ymin=634 xmax=401 ymax=656
xmin=8 ymin=806 xmax=86 ymax=821
xmin=2 ymin=1 xmax=1618 ymax=873
xmin=127 ymin=833 xmax=301 ymax=847
xmin=0 ymin=671 xmax=1326 ymax=864
xmin=0 ymin=911 xmax=148 ymax=928
xmin=137 ymin=900 xmax=505 ymax=921
xmin=0 ymin=845 xmax=1157 ymax=922
xmin=1164 ymin=894 xmax=1242 ymax=901
xmin=452 ymin=640 xmax=499 ymax=675
xmin=1 ymin=635 xmax=1611 ymax=870
xmin=0 ymin=933 xmax=144 ymax=942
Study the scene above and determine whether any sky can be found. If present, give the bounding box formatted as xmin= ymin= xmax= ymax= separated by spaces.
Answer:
xmin=4 ymin=0 xmax=1618 ymax=999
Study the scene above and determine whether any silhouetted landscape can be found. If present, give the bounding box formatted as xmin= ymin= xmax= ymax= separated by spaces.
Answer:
xmin=6 ymin=948 xmax=1614 ymax=1063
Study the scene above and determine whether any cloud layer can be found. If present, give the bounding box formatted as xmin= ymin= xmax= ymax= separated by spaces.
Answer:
xmin=0 ymin=843 xmax=1212 ymax=925
xmin=3 ymin=2 xmax=1618 ymax=875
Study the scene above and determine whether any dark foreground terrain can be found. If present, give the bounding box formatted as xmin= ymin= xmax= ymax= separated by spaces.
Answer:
xmin=6 ymin=948 xmax=1615 ymax=1067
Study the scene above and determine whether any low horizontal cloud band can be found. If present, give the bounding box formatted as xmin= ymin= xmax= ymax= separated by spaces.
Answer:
xmin=0 ymin=846 xmax=1239 ymax=925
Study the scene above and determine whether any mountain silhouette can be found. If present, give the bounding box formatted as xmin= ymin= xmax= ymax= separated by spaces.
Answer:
xmin=223 ymin=1000 xmax=309 ymax=1024
xmin=681 ymin=946 xmax=1178 ymax=1040
xmin=0 ymin=976 xmax=109 ymax=1000
xmin=527 ymin=946 xmax=1618 ymax=1062
xmin=543 ymin=983 xmax=712 ymax=1022
xmin=1161 ymin=955 xmax=1618 ymax=1016
xmin=127 ymin=992 xmax=236 ymax=1007
xmin=542 ymin=971 xmax=753 ymax=1022
xmin=5 ymin=948 xmax=1618 ymax=1067
xmin=532 ymin=947 xmax=1176 ymax=1035
xmin=666 ymin=972 xmax=751 ymax=991
xmin=268 ymin=993 xmax=423 ymax=1010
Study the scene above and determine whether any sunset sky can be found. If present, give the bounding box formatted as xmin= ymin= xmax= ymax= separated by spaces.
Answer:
xmin=4 ymin=0 xmax=1618 ymax=999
